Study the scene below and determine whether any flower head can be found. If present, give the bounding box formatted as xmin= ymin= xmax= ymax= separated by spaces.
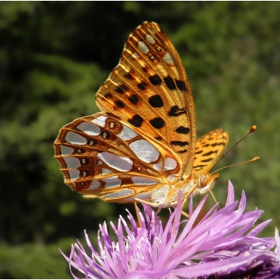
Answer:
xmin=61 ymin=181 xmax=280 ymax=278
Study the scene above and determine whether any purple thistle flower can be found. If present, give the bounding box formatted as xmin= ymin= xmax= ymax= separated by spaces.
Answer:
xmin=61 ymin=181 xmax=280 ymax=278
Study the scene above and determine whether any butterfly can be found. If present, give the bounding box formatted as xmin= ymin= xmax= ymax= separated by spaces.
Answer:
xmin=54 ymin=21 xmax=229 ymax=208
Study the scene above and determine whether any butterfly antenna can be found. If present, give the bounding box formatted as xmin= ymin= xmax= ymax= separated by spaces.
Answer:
xmin=216 ymin=125 xmax=257 ymax=165
xmin=213 ymin=156 xmax=259 ymax=173
xmin=212 ymin=125 xmax=259 ymax=173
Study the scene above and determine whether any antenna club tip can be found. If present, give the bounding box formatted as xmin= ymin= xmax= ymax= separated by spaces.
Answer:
xmin=253 ymin=156 xmax=260 ymax=161
xmin=250 ymin=125 xmax=257 ymax=132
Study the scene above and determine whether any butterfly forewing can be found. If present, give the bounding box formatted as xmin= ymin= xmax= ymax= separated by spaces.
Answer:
xmin=96 ymin=22 xmax=196 ymax=177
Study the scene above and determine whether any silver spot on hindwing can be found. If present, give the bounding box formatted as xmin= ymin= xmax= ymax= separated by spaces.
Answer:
xmin=138 ymin=41 xmax=149 ymax=54
xmin=76 ymin=122 xmax=101 ymax=136
xmin=65 ymin=132 xmax=87 ymax=145
xmin=91 ymin=115 xmax=108 ymax=127
xmin=145 ymin=34 xmax=155 ymax=45
xmin=97 ymin=152 xmax=133 ymax=172
xmin=129 ymin=139 xmax=159 ymax=163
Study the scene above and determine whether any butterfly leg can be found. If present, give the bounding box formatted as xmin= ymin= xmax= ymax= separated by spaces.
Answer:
xmin=210 ymin=190 xmax=220 ymax=209
xmin=134 ymin=197 xmax=159 ymax=208
xmin=180 ymin=197 xmax=189 ymax=218
xmin=134 ymin=198 xmax=163 ymax=217
xmin=181 ymin=210 xmax=189 ymax=218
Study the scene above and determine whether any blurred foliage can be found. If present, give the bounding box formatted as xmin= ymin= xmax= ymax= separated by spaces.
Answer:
xmin=0 ymin=2 xmax=279 ymax=278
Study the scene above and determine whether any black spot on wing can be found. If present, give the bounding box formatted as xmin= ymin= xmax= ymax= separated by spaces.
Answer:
xmin=124 ymin=72 xmax=134 ymax=80
xmin=192 ymin=165 xmax=205 ymax=170
xmin=128 ymin=94 xmax=139 ymax=105
xmin=175 ymin=126 xmax=190 ymax=134
xmin=76 ymin=148 xmax=86 ymax=154
xmin=175 ymin=80 xmax=187 ymax=91
xmin=168 ymin=106 xmax=186 ymax=117
xmin=81 ymin=158 xmax=90 ymax=165
xmin=149 ymin=95 xmax=163 ymax=108
xmin=171 ymin=141 xmax=189 ymax=147
xmin=80 ymin=170 xmax=90 ymax=177
xmin=164 ymin=76 xmax=176 ymax=90
xmin=128 ymin=115 xmax=144 ymax=128
xmin=115 ymin=100 xmax=125 ymax=108
xmin=137 ymin=82 xmax=148 ymax=91
xmin=150 ymin=117 xmax=165 ymax=129
xmin=211 ymin=142 xmax=227 ymax=147
xmin=101 ymin=131 xmax=110 ymax=139
xmin=201 ymin=158 xmax=214 ymax=163
xmin=105 ymin=93 xmax=113 ymax=99
xmin=115 ymin=84 xmax=129 ymax=94
xmin=88 ymin=139 xmax=98 ymax=146
xmin=202 ymin=150 xmax=218 ymax=157
xmin=149 ymin=74 xmax=162 ymax=85
xmin=177 ymin=149 xmax=188 ymax=154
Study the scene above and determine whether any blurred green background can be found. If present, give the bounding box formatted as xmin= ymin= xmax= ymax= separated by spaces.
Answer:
xmin=1 ymin=2 xmax=279 ymax=278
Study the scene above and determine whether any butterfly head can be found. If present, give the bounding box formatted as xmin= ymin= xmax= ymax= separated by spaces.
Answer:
xmin=193 ymin=173 xmax=220 ymax=195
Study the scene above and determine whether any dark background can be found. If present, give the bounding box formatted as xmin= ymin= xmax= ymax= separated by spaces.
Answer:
xmin=1 ymin=2 xmax=279 ymax=278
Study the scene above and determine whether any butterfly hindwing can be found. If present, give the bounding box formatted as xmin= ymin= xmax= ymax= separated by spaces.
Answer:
xmin=54 ymin=112 xmax=180 ymax=203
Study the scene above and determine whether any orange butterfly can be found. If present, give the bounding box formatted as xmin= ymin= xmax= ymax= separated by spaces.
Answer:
xmin=54 ymin=22 xmax=229 ymax=208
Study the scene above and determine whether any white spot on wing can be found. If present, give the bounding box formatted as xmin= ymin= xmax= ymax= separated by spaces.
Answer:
xmin=76 ymin=122 xmax=101 ymax=136
xmin=168 ymin=174 xmax=176 ymax=182
xmin=117 ymin=125 xmax=138 ymax=140
xmin=103 ymin=189 xmax=134 ymax=199
xmin=163 ymin=51 xmax=174 ymax=65
xmin=65 ymin=132 xmax=87 ymax=145
xmin=103 ymin=176 xmax=122 ymax=188
xmin=125 ymin=191 xmax=153 ymax=202
xmin=102 ymin=168 xmax=111 ymax=175
xmin=145 ymin=34 xmax=155 ymax=45
xmin=60 ymin=145 xmax=74 ymax=155
xmin=68 ymin=170 xmax=79 ymax=181
xmin=97 ymin=152 xmax=133 ymax=172
xmin=63 ymin=157 xmax=81 ymax=168
xmin=164 ymin=157 xmax=177 ymax=171
xmin=129 ymin=139 xmax=159 ymax=163
xmin=131 ymin=176 xmax=158 ymax=185
xmin=88 ymin=180 xmax=100 ymax=190
xmin=138 ymin=41 xmax=149 ymax=54
xmin=91 ymin=115 xmax=108 ymax=127
xmin=153 ymin=162 xmax=162 ymax=171
xmin=132 ymin=52 xmax=139 ymax=59
xmin=151 ymin=28 xmax=157 ymax=34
